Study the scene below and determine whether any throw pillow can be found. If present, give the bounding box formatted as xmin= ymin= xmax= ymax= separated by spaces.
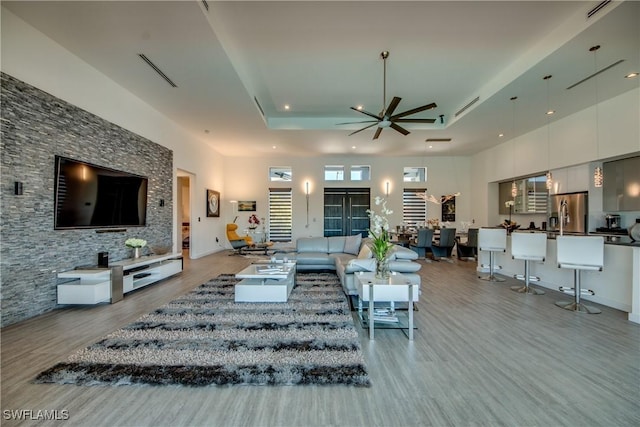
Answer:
xmin=344 ymin=234 xmax=362 ymax=255
xmin=357 ymin=243 xmax=372 ymax=259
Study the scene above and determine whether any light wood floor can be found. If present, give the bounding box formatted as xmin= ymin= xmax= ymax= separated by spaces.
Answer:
xmin=2 ymin=250 xmax=639 ymax=427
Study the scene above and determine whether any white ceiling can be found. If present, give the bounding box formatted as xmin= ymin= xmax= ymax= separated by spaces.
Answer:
xmin=4 ymin=1 xmax=639 ymax=158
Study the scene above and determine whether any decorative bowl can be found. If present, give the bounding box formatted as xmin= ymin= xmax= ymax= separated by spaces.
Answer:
xmin=149 ymin=245 xmax=171 ymax=255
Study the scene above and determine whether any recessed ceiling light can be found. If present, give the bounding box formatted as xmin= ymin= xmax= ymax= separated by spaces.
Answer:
xmin=498 ymin=133 xmax=504 ymax=138
xmin=352 ymin=146 xmax=356 ymax=150
xmin=272 ymin=145 xmax=277 ymax=149
xmin=284 ymin=104 xmax=290 ymax=110
xmin=546 ymin=110 xmax=555 ymax=115
xmin=428 ymin=145 xmax=433 ymax=149
xmin=356 ymin=105 xmax=364 ymax=110
xmin=625 ymin=72 xmax=639 ymax=79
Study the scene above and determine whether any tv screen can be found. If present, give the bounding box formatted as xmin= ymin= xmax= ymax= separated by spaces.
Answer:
xmin=54 ymin=156 xmax=148 ymax=229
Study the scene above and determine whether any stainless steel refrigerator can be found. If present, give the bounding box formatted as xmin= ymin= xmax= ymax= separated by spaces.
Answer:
xmin=548 ymin=191 xmax=588 ymax=234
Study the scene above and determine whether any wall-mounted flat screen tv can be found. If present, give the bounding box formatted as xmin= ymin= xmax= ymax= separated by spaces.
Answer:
xmin=54 ymin=156 xmax=148 ymax=229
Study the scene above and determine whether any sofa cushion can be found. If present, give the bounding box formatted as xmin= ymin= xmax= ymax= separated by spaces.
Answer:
xmin=388 ymin=260 xmax=422 ymax=273
xmin=297 ymin=237 xmax=328 ymax=253
xmin=389 ymin=245 xmax=419 ymax=260
xmin=343 ymin=234 xmax=362 ymax=255
xmin=327 ymin=236 xmax=346 ymax=253
xmin=344 ymin=258 xmax=376 ymax=273
xmin=357 ymin=244 xmax=373 ymax=259
xmin=295 ymin=252 xmax=334 ymax=265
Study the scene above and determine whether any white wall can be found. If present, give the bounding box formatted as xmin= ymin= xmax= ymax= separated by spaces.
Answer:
xmin=1 ymin=9 xmax=227 ymax=259
xmin=223 ymin=156 xmax=472 ymax=242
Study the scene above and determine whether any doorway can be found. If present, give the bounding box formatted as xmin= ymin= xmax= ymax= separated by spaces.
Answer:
xmin=177 ymin=170 xmax=194 ymax=257
xmin=323 ymin=188 xmax=370 ymax=237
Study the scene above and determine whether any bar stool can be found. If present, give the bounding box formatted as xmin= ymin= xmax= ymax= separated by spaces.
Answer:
xmin=478 ymin=228 xmax=507 ymax=282
xmin=555 ymin=235 xmax=603 ymax=314
xmin=510 ymin=231 xmax=546 ymax=295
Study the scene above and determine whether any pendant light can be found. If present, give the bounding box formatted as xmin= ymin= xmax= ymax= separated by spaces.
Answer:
xmin=544 ymin=75 xmax=553 ymax=190
xmin=510 ymin=96 xmax=518 ymax=198
xmin=591 ymin=45 xmax=604 ymax=188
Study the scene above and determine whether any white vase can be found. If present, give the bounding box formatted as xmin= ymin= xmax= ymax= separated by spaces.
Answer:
xmin=134 ymin=247 xmax=141 ymax=259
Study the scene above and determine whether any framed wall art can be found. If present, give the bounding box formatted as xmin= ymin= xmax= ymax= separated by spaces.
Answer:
xmin=206 ymin=189 xmax=220 ymax=217
xmin=441 ymin=196 xmax=456 ymax=222
xmin=237 ymin=201 xmax=256 ymax=212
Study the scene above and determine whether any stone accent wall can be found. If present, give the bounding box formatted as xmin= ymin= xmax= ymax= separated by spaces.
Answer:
xmin=0 ymin=73 xmax=173 ymax=326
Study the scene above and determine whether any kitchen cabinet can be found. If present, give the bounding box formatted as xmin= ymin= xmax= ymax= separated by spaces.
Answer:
xmin=499 ymin=175 xmax=548 ymax=215
xmin=603 ymin=156 xmax=640 ymax=211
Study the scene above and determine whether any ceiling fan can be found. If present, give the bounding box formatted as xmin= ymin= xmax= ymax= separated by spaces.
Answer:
xmin=339 ymin=51 xmax=437 ymax=140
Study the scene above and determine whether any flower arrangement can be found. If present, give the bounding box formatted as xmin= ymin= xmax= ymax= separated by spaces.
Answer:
xmin=502 ymin=200 xmax=518 ymax=231
xmin=125 ymin=238 xmax=147 ymax=248
xmin=367 ymin=197 xmax=393 ymax=278
xmin=427 ymin=218 xmax=440 ymax=229
xmin=248 ymin=214 xmax=260 ymax=228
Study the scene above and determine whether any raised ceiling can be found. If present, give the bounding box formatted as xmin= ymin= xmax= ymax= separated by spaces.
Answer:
xmin=3 ymin=1 xmax=639 ymax=158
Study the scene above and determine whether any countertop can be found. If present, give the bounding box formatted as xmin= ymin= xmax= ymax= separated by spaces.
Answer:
xmin=541 ymin=231 xmax=640 ymax=246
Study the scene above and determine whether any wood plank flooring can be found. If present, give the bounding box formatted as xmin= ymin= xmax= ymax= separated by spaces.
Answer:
xmin=2 ymin=250 xmax=639 ymax=427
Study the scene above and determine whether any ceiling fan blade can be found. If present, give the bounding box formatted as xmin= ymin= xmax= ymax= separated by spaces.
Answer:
xmin=384 ymin=97 xmax=402 ymax=117
xmin=390 ymin=123 xmax=410 ymax=136
xmin=350 ymin=107 xmax=382 ymax=121
xmin=349 ymin=122 xmax=379 ymax=136
xmin=394 ymin=118 xmax=436 ymax=123
xmin=336 ymin=120 xmax=378 ymax=125
xmin=372 ymin=127 xmax=384 ymax=140
xmin=391 ymin=102 xmax=437 ymax=120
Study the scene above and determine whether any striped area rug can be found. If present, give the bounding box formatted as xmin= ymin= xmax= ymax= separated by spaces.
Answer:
xmin=34 ymin=273 xmax=371 ymax=387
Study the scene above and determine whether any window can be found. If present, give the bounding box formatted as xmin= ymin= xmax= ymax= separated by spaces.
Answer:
xmin=404 ymin=167 xmax=427 ymax=182
xmin=324 ymin=165 xmax=344 ymax=181
xmin=269 ymin=167 xmax=292 ymax=181
xmin=268 ymin=188 xmax=292 ymax=242
xmin=403 ymin=188 xmax=428 ymax=227
xmin=350 ymin=165 xmax=370 ymax=181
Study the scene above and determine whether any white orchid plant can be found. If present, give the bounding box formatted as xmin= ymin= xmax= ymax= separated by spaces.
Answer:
xmin=125 ymin=238 xmax=147 ymax=249
xmin=366 ymin=196 xmax=394 ymax=262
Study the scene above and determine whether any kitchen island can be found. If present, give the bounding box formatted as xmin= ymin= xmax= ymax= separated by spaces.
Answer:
xmin=477 ymin=232 xmax=640 ymax=323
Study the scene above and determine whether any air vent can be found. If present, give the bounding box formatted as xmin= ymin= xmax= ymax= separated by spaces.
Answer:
xmin=455 ymin=96 xmax=480 ymax=117
xmin=201 ymin=1 xmax=209 ymax=11
xmin=138 ymin=54 xmax=177 ymax=87
xmin=254 ymin=97 xmax=265 ymax=118
xmin=566 ymin=59 xmax=625 ymax=90
xmin=425 ymin=138 xmax=452 ymax=142
xmin=587 ymin=1 xmax=611 ymax=19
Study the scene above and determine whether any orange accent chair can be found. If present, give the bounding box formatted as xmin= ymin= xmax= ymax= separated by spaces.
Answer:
xmin=226 ymin=223 xmax=251 ymax=255
xmin=226 ymin=224 xmax=274 ymax=255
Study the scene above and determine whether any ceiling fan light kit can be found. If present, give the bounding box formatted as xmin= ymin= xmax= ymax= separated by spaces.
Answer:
xmin=343 ymin=51 xmax=438 ymax=140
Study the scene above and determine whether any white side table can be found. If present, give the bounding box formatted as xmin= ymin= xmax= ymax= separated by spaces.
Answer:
xmin=355 ymin=272 xmax=419 ymax=340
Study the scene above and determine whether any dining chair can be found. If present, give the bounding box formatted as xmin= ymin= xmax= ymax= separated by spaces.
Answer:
xmin=431 ymin=228 xmax=457 ymax=262
xmin=456 ymin=228 xmax=478 ymax=261
xmin=409 ymin=228 xmax=434 ymax=262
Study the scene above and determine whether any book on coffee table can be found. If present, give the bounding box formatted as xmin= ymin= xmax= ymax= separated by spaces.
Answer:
xmin=256 ymin=266 xmax=282 ymax=273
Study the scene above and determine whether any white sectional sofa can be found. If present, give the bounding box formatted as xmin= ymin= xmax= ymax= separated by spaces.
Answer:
xmin=276 ymin=235 xmax=422 ymax=297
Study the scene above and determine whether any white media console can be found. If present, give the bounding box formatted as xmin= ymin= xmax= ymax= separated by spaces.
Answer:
xmin=57 ymin=253 xmax=183 ymax=305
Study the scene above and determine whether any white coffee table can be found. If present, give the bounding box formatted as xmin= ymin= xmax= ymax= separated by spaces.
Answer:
xmin=234 ymin=262 xmax=296 ymax=302
xmin=355 ymin=272 xmax=419 ymax=340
